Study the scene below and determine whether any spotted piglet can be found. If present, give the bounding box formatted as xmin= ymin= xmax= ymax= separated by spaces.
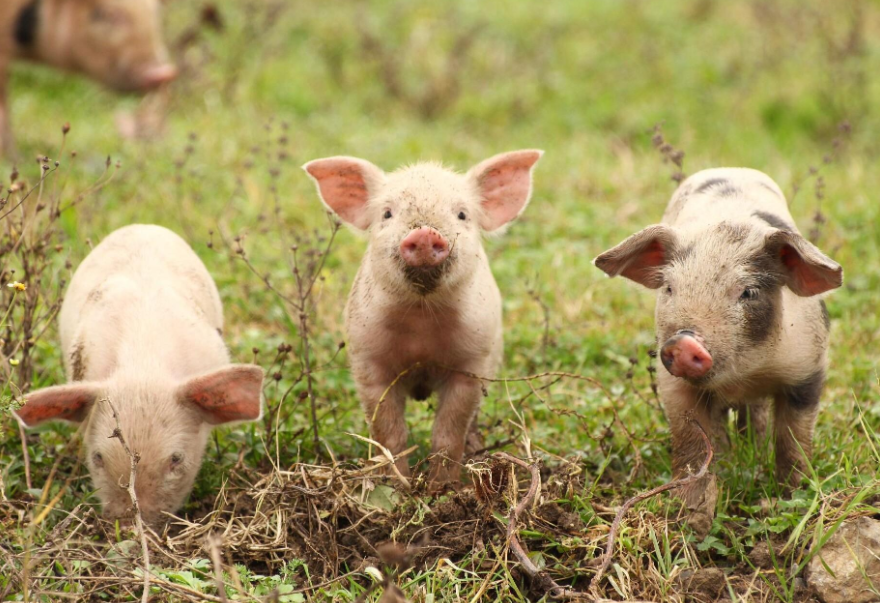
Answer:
xmin=16 ymin=225 xmax=263 ymax=524
xmin=304 ymin=150 xmax=542 ymax=487
xmin=594 ymin=168 xmax=842 ymax=534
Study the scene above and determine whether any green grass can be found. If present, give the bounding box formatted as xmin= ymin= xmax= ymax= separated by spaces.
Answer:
xmin=1 ymin=0 xmax=879 ymax=600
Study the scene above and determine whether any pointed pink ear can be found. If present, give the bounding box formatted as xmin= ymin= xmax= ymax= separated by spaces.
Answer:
xmin=468 ymin=149 xmax=543 ymax=231
xmin=178 ymin=365 xmax=264 ymax=425
xmin=593 ymin=225 xmax=678 ymax=289
xmin=766 ymin=231 xmax=843 ymax=296
xmin=302 ymin=156 xmax=385 ymax=230
xmin=15 ymin=383 xmax=101 ymax=426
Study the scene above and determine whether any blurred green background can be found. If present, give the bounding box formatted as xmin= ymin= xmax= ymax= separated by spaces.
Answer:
xmin=1 ymin=0 xmax=878 ymax=600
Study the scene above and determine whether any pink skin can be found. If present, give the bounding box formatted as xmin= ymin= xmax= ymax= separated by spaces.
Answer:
xmin=660 ymin=331 xmax=713 ymax=379
xmin=400 ymin=227 xmax=450 ymax=267
xmin=138 ymin=63 xmax=178 ymax=90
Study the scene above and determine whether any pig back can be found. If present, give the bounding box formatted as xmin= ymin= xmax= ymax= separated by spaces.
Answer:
xmin=662 ymin=168 xmax=795 ymax=233
xmin=59 ymin=224 xmax=223 ymax=358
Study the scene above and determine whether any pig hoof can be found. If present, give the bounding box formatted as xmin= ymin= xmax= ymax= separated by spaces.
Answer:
xmin=685 ymin=510 xmax=714 ymax=539
xmin=464 ymin=428 xmax=485 ymax=456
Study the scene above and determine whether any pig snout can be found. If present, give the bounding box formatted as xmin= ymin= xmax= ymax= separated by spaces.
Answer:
xmin=400 ymin=227 xmax=450 ymax=268
xmin=660 ymin=330 xmax=713 ymax=379
xmin=137 ymin=64 xmax=178 ymax=90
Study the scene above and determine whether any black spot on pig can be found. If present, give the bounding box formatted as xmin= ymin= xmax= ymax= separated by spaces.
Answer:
xmin=695 ymin=178 xmax=729 ymax=195
xmin=741 ymin=253 xmax=785 ymax=344
xmin=781 ymin=371 xmax=824 ymax=411
xmin=753 ymin=211 xmax=793 ymax=231
xmin=14 ymin=1 xmax=39 ymax=48
xmin=741 ymin=289 xmax=780 ymax=344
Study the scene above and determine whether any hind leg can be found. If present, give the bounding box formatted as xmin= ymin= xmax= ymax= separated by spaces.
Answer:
xmin=774 ymin=373 xmax=823 ymax=488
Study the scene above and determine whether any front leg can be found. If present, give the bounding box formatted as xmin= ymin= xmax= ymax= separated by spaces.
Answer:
xmin=357 ymin=376 xmax=410 ymax=478
xmin=429 ymin=372 xmax=482 ymax=486
xmin=660 ymin=374 xmax=722 ymax=537
xmin=773 ymin=371 xmax=823 ymax=487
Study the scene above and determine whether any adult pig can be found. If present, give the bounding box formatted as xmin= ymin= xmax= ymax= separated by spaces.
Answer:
xmin=0 ymin=0 xmax=176 ymax=154
xmin=594 ymin=168 xmax=842 ymax=534
xmin=16 ymin=225 xmax=263 ymax=524
xmin=304 ymin=150 xmax=543 ymax=486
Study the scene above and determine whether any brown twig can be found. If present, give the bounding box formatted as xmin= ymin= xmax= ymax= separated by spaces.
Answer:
xmin=105 ymin=398 xmax=151 ymax=603
xmin=492 ymin=452 xmax=584 ymax=600
xmin=493 ymin=451 xmax=656 ymax=602
xmin=589 ymin=417 xmax=714 ymax=597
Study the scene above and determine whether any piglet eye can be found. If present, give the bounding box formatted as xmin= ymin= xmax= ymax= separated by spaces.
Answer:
xmin=92 ymin=452 xmax=104 ymax=468
xmin=457 ymin=211 xmax=466 ymax=221
xmin=170 ymin=453 xmax=184 ymax=468
xmin=740 ymin=288 xmax=758 ymax=301
xmin=665 ymin=286 xmax=673 ymax=294
xmin=383 ymin=210 xmax=392 ymax=220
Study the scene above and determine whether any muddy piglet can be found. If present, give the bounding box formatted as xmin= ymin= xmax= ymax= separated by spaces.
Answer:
xmin=1 ymin=0 xmax=176 ymax=154
xmin=16 ymin=225 xmax=263 ymax=524
xmin=594 ymin=168 xmax=842 ymax=535
xmin=304 ymin=150 xmax=542 ymax=486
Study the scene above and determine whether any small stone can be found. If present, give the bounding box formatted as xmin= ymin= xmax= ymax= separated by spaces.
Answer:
xmin=807 ymin=517 xmax=880 ymax=603
xmin=678 ymin=567 xmax=726 ymax=598
xmin=749 ymin=540 xmax=776 ymax=569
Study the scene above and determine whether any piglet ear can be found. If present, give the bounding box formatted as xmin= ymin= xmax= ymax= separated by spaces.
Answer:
xmin=178 ymin=365 xmax=264 ymax=425
xmin=468 ymin=149 xmax=543 ymax=231
xmin=15 ymin=383 xmax=101 ymax=426
xmin=765 ymin=230 xmax=843 ymax=296
xmin=593 ymin=225 xmax=678 ymax=289
xmin=302 ymin=156 xmax=385 ymax=230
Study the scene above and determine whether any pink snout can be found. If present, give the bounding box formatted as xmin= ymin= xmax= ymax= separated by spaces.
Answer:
xmin=400 ymin=227 xmax=450 ymax=267
xmin=139 ymin=64 xmax=178 ymax=90
xmin=660 ymin=331 xmax=713 ymax=379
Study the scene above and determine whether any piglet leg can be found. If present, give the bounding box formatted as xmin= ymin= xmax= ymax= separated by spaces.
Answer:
xmin=429 ymin=373 xmax=482 ymax=486
xmin=359 ymin=379 xmax=411 ymax=478
xmin=773 ymin=372 xmax=822 ymax=487
xmin=662 ymin=379 xmax=721 ymax=537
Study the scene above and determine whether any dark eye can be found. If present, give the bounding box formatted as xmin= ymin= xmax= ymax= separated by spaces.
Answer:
xmin=457 ymin=211 xmax=466 ymax=221
xmin=740 ymin=288 xmax=758 ymax=301
xmin=665 ymin=285 xmax=673 ymax=294
xmin=92 ymin=452 xmax=104 ymax=468
xmin=383 ymin=210 xmax=392 ymax=220
xmin=170 ymin=453 xmax=184 ymax=468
